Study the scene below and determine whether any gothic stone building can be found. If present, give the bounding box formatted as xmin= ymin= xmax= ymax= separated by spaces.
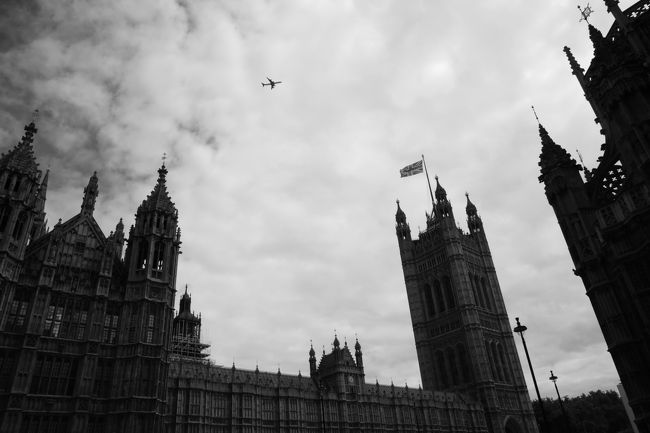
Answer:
xmin=0 ymin=116 xmax=533 ymax=433
xmin=394 ymin=179 xmax=538 ymax=433
xmin=538 ymin=0 xmax=650 ymax=431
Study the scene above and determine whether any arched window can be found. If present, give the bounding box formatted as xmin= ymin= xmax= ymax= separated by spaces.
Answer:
xmin=498 ymin=344 xmax=511 ymax=382
xmin=137 ymin=241 xmax=149 ymax=269
xmin=485 ymin=341 xmax=497 ymax=380
xmin=423 ymin=284 xmax=435 ymax=318
xmin=475 ymin=276 xmax=485 ymax=307
xmin=153 ymin=241 xmax=165 ymax=271
xmin=443 ymin=276 xmax=455 ymax=309
xmin=12 ymin=211 xmax=26 ymax=240
xmin=433 ymin=280 xmax=445 ymax=313
xmin=481 ymin=278 xmax=493 ymax=310
xmin=3 ymin=175 xmax=12 ymax=190
xmin=13 ymin=176 xmax=21 ymax=192
xmin=469 ymin=273 xmax=480 ymax=307
xmin=491 ymin=342 xmax=503 ymax=382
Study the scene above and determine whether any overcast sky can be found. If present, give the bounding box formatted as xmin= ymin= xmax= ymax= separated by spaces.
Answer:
xmin=0 ymin=0 xmax=631 ymax=399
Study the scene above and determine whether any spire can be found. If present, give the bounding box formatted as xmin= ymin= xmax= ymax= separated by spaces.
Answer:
xmin=139 ymin=162 xmax=176 ymax=214
xmin=466 ymin=192 xmax=483 ymax=233
xmin=563 ymin=46 xmax=585 ymax=82
xmin=538 ymin=123 xmax=580 ymax=181
xmin=434 ymin=176 xmax=447 ymax=202
xmin=179 ymin=284 xmax=191 ymax=314
xmin=588 ymin=24 xmax=609 ymax=59
xmin=0 ymin=111 xmax=41 ymax=180
xmin=395 ymin=200 xmax=406 ymax=224
xmin=81 ymin=171 xmax=99 ymax=215
xmin=465 ymin=192 xmax=477 ymax=217
xmin=333 ymin=333 xmax=340 ymax=350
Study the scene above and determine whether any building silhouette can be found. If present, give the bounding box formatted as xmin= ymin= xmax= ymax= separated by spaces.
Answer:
xmin=537 ymin=1 xmax=650 ymax=432
xmin=0 ymin=115 xmax=534 ymax=432
xmin=395 ymin=179 xmax=538 ymax=433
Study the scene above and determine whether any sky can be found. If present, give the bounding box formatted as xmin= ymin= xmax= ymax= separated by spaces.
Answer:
xmin=0 ymin=0 xmax=633 ymax=399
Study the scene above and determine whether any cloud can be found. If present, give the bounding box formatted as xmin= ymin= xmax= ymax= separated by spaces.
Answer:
xmin=0 ymin=0 xmax=630 ymax=399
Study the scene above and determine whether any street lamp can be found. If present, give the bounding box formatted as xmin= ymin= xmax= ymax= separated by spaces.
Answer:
xmin=514 ymin=317 xmax=548 ymax=432
xmin=550 ymin=370 xmax=571 ymax=433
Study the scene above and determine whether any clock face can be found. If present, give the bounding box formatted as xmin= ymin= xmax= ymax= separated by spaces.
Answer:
xmin=348 ymin=376 xmax=354 ymax=384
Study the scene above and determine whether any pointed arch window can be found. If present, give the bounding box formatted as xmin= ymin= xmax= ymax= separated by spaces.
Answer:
xmin=12 ymin=211 xmax=27 ymax=240
xmin=475 ymin=276 xmax=485 ymax=308
xmin=137 ymin=241 xmax=149 ymax=269
xmin=433 ymin=280 xmax=445 ymax=313
xmin=443 ymin=276 xmax=455 ymax=309
xmin=498 ymin=343 xmax=511 ymax=383
xmin=481 ymin=278 xmax=493 ymax=310
xmin=153 ymin=241 xmax=165 ymax=271
xmin=423 ymin=284 xmax=435 ymax=318
xmin=12 ymin=176 xmax=21 ymax=192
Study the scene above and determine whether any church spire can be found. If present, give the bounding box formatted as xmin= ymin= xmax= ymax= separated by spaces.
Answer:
xmin=538 ymin=123 xmax=580 ymax=182
xmin=81 ymin=171 xmax=99 ymax=215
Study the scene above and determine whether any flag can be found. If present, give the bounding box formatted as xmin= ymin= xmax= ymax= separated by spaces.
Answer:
xmin=400 ymin=160 xmax=424 ymax=178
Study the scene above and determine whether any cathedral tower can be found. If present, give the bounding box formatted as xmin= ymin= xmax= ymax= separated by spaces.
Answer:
xmin=540 ymin=2 xmax=650 ymax=431
xmin=396 ymin=181 xmax=537 ymax=433
xmin=120 ymin=162 xmax=182 ymax=432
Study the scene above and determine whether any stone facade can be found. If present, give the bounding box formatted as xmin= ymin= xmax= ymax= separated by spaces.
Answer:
xmin=537 ymin=1 xmax=650 ymax=432
xmin=394 ymin=180 xmax=538 ymax=433
xmin=166 ymin=341 xmax=488 ymax=433
xmin=0 ymin=113 xmax=529 ymax=433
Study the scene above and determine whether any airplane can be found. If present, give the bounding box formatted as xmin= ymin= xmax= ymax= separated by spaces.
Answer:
xmin=261 ymin=77 xmax=282 ymax=89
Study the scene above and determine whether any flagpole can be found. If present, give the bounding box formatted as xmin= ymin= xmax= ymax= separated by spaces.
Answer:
xmin=422 ymin=154 xmax=435 ymax=206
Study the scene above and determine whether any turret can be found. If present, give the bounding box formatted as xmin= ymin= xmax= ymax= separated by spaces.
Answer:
xmin=0 ymin=112 xmax=43 ymax=264
xmin=354 ymin=338 xmax=363 ymax=369
xmin=395 ymin=200 xmax=411 ymax=242
xmin=125 ymin=163 xmax=181 ymax=286
xmin=433 ymin=176 xmax=454 ymax=221
xmin=537 ymin=123 xmax=594 ymax=265
xmin=81 ymin=171 xmax=99 ymax=215
xmin=465 ymin=193 xmax=483 ymax=234
xmin=309 ymin=343 xmax=317 ymax=377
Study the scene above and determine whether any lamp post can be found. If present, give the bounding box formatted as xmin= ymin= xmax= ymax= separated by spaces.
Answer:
xmin=550 ymin=370 xmax=570 ymax=433
xmin=514 ymin=317 xmax=548 ymax=432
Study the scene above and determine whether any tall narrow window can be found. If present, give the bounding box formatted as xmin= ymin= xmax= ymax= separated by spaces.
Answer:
xmin=12 ymin=211 xmax=27 ymax=240
xmin=146 ymin=314 xmax=155 ymax=343
xmin=103 ymin=311 xmax=119 ymax=344
xmin=137 ymin=242 xmax=149 ymax=269
xmin=498 ymin=344 xmax=511 ymax=382
xmin=433 ymin=280 xmax=445 ymax=313
xmin=443 ymin=276 xmax=455 ymax=309
xmin=0 ymin=206 xmax=11 ymax=233
xmin=153 ymin=241 xmax=165 ymax=271
xmin=423 ymin=284 xmax=434 ymax=318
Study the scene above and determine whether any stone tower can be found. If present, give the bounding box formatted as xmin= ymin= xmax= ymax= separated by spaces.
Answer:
xmin=395 ymin=178 xmax=537 ymax=433
xmin=120 ymin=162 xmax=182 ymax=432
xmin=538 ymin=1 xmax=650 ymax=431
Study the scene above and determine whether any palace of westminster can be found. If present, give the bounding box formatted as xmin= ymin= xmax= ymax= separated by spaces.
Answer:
xmin=0 ymin=1 xmax=649 ymax=432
